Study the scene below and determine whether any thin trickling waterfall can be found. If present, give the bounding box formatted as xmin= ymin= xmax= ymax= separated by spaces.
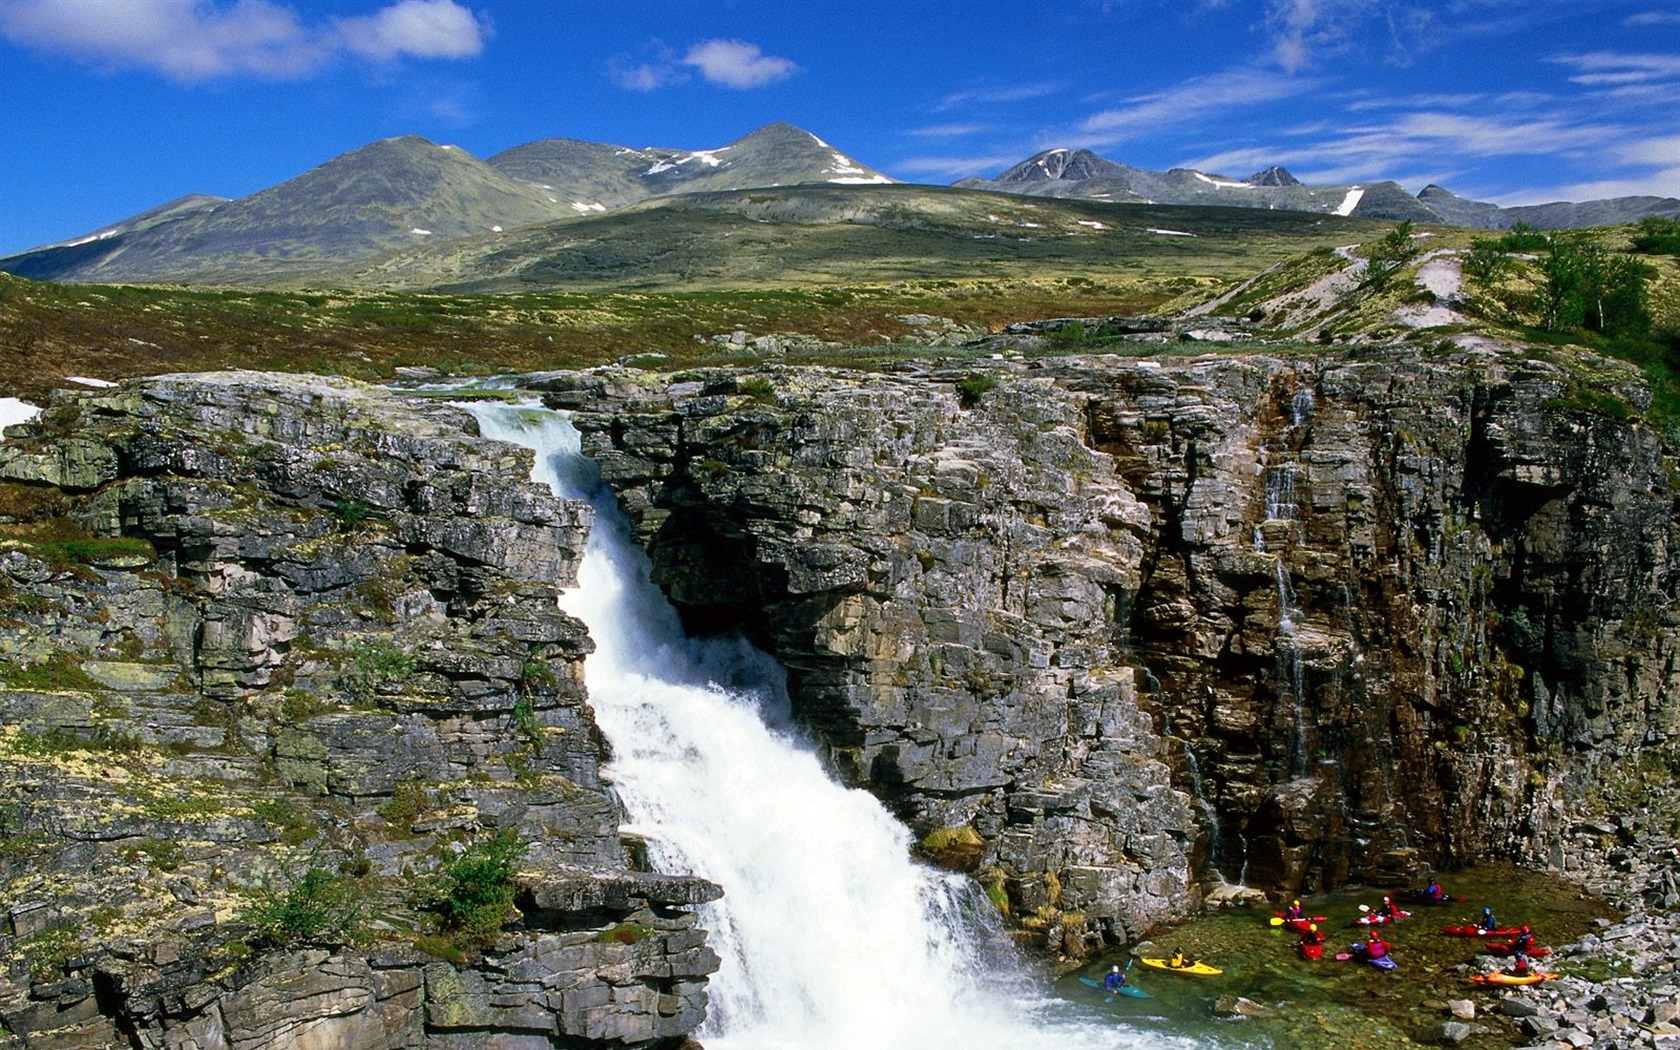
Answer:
xmin=468 ymin=404 xmax=1195 ymax=1050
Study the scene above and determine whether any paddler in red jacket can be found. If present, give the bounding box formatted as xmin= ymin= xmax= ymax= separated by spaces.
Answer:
xmin=1365 ymin=927 xmax=1390 ymax=960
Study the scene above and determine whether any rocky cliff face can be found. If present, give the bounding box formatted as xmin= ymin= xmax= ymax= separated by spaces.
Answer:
xmin=0 ymin=373 xmax=718 ymax=1049
xmin=3 ymin=349 xmax=1676 ymax=1045
xmin=536 ymin=345 xmax=1680 ymax=953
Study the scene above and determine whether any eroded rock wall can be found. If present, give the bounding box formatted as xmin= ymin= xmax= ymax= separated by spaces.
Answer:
xmin=0 ymin=373 xmax=717 ymax=1049
xmin=541 ymin=346 xmax=1680 ymax=952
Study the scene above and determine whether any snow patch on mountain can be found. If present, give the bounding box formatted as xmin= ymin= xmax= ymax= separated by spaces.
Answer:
xmin=1334 ymin=188 xmax=1365 ymax=216
xmin=571 ymin=201 xmax=607 ymax=213
xmin=1195 ymin=172 xmax=1251 ymax=188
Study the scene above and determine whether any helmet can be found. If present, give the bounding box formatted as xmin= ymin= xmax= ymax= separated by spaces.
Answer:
xmin=1484 ymin=907 xmax=1494 ymax=915
xmin=1292 ymin=899 xmax=1300 ymax=906
xmin=1111 ymin=965 xmax=1120 ymax=973
xmin=1383 ymin=896 xmax=1391 ymax=903
xmin=1308 ymin=923 xmax=1318 ymax=931
xmin=1521 ymin=925 xmax=1530 ymax=933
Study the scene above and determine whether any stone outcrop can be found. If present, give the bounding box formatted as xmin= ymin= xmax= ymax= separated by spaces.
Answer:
xmin=0 ymin=372 xmax=718 ymax=1048
xmin=4 ymin=345 xmax=1678 ymax=1042
xmin=532 ymin=344 xmax=1680 ymax=954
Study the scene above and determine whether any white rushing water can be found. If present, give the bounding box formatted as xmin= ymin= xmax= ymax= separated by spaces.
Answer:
xmin=469 ymin=404 xmax=1194 ymax=1050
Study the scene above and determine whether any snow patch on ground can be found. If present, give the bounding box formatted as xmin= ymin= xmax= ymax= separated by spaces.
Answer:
xmin=1078 ymin=220 xmax=1108 ymax=229
xmin=1334 ymin=187 xmax=1365 ymax=216
xmin=0 ymin=398 xmax=41 ymax=439
xmin=829 ymin=175 xmax=894 ymax=184
xmin=1396 ymin=251 xmax=1468 ymax=329
xmin=1146 ymin=227 xmax=1195 ymax=237
xmin=65 ymin=376 xmax=118 ymax=388
xmin=571 ymin=201 xmax=607 ymax=214
xmin=410 ymin=228 xmax=432 ymax=236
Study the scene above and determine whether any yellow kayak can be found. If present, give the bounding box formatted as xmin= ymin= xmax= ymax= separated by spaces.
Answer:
xmin=1140 ymin=957 xmax=1223 ymax=976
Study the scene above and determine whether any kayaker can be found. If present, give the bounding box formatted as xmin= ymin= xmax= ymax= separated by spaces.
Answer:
xmin=1480 ymin=906 xmax=1498 ymax=932
xmin=1299 ymin=923 xmax=1324 ymax=949
xmin=1103 ymin=964 xmax=1128 ymax=992
xmin=1425 ymin=878 xmax=1445 ymax=900
xmin=1514 ymin=925 xmax=1535 ymax=953
xmin=1284 ymin=899 xmax=1305 ymax=922
xmin=1365 ymin=928 xmax=1390 ymax=960
xmin=1509 ymin=950 xmax=1532 ymax=977
xmin=1170 ymin=947 xmax=1187 ymax=969
xmin=1375 ymin=895 xmax=1398 ymax=922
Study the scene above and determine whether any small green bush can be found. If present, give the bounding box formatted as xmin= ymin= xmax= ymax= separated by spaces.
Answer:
xmin=333 ymin=497 xmax=373 ymax=531
xmin=428 ymin=831 xmax=526 ymax=938
xmin=378 ymin=781 xmax=430 ymax=829
xmin=738 ymin=376 xmax=776 ymax=403
xmin=344 ymin=640 xmax=415 ymax=700
xmin=1630 ymin=216 xmax=1680 ymax=256
xmin=239 ymin=867 xmax=365 ymax=947
xmin=955 ymin=372 xmax=997 ymax=408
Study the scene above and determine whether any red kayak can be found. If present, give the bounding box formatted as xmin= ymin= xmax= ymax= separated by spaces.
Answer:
xmin=1298 ymin=941 xmax=1325 ymax=960
xmin=1482 ymin=940 xmax=1551 ymax=957
xmin=1354 ymin=910 xmax=1411 ymax=926
xmin=1441 ymin=925 xmax=1524 ymax=937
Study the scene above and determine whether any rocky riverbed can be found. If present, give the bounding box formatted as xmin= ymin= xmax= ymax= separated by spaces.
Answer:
xmin=1486 ymin=780 xmax=1680 ymax=1050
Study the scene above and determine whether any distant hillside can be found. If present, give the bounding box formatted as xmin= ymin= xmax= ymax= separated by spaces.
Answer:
xmin=961 ymin=147 xmax=1680 ymax=230
xmin=332 ymin=184 xmax=1389 ymax=293
xmin=0 ymin=123 xmax=893 ymax=287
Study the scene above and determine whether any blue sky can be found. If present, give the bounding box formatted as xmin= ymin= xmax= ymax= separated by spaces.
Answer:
xmin=2 ymin=0 xmax=1678 ymax=256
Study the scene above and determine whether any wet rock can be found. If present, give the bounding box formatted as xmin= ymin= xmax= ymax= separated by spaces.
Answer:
xmin=551 ymin=346 xmax=1680 ymax=957
xmin=0 ymin=373 xmax=717 ymax=1048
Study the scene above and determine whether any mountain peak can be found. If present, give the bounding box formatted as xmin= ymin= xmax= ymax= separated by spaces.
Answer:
xmin=1245 ymin=166 xmax=1300 ymax=187
xmin=995 ymin=149 xmax=1129 ymax=185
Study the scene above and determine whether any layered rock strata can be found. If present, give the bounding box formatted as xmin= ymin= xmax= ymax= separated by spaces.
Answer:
xmin=534 ymin=344 xmax=1680 ymax=953
xmin=0 ymin=373 xmax=718 ymax=1048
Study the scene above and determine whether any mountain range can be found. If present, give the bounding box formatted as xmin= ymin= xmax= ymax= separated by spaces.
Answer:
xmin=956 ymin=147 xmax=1680 ymax=229
xmin=3 ymin=123 xmax=1675 ymax=290
xmin=0 ymin=122 xmax=892 ymax=286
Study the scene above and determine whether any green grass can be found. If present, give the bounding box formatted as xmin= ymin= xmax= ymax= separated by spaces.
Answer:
xmin=0 ymin=190 xmax=1392 ymax=401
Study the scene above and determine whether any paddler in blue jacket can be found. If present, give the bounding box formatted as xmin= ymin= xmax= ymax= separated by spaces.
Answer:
xmin=1103 ymin=965 xmax=1128 ymax=992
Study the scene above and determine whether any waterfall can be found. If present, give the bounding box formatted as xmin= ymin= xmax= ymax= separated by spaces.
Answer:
xmin=468 ymin=404 xmax=1194 ymax=1050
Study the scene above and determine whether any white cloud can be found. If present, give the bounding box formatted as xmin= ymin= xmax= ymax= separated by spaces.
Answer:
xmin=904 ymin=123 xmax=985 ymax=139
xmin=0 ymin=0 xmax=485 ymax=81
xmin=1551 ymin=51 xmax=1680 ymax=85
xmin=608 ymin=54 xmax=683 ymax=92
xmin=1077 ymin=67 xmax=1323 ymax=145
xmin=892 ymin=154 xmax=1022 ymax=179
xmin=334 ymin=0 xmax=486 ymax=62
xmin=933 ymin=82 xmax=1062 ymax=111
xmin=680 ymin=38 xmax=796 ymax=89
xmin=1625 ymin=10 xmax=1680 ymax=26
xmin=1499 ymin=167 xmax=1680 ymax=206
